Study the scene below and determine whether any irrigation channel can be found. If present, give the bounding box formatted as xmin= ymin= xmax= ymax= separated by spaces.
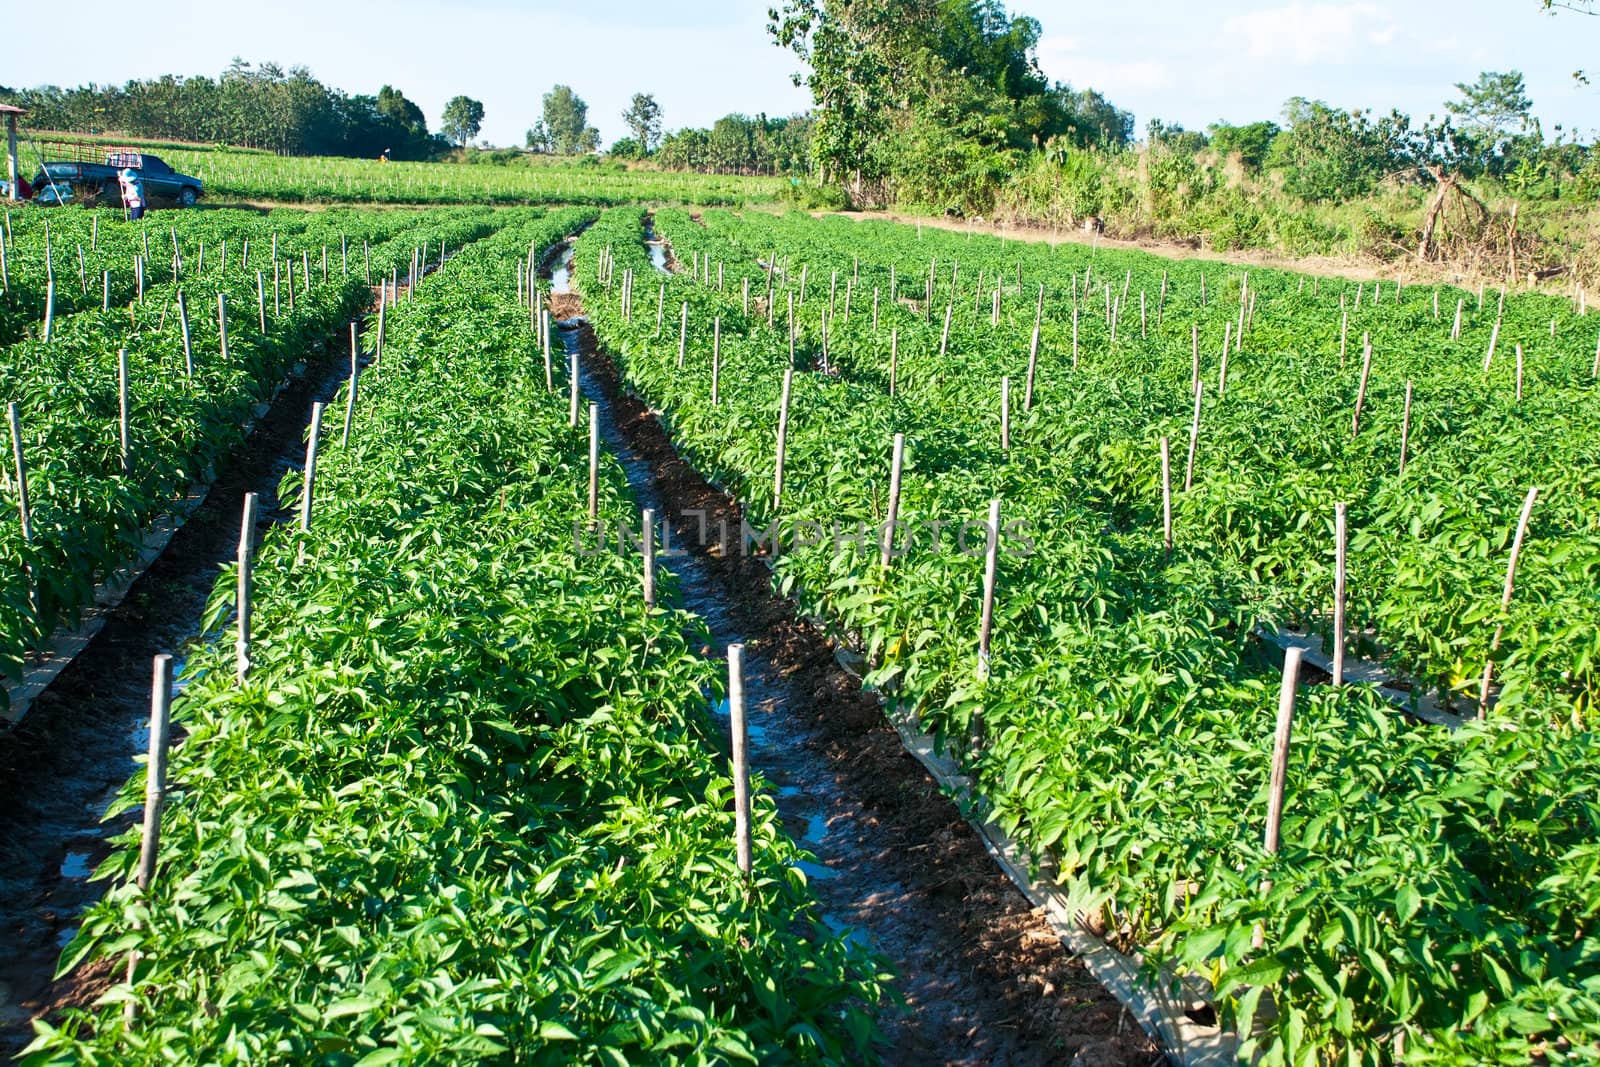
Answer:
xmin=547 ymin=237 xmax=1164 ymax=1065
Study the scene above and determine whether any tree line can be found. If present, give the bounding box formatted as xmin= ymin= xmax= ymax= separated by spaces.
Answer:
xmin=1 ymin=60 xmax=454 ymax=160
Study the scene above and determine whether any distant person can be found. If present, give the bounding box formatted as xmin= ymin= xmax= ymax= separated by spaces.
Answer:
xmin=119 ymin=168 xmax=146 ymax=220
xmin=379 ymin=147 xmax=391 ymax=164
xmin=14 ymin=174 xmax=31 ymax=200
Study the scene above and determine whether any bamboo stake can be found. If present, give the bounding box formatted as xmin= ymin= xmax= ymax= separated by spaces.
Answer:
xmin=236 ymin=493 xmax=258 ymax=683
xmin=1218 ymin=326 xmax=1231 ymax=401
xmin=711 ymin=317 xmax=721 ymax=405
xmin=118 ymin=349 xmax=131 ymax=475
xmin=1515 ymin=344 xmax=1524 ymax=402
xmin=1264 ymin=647 xmax=1302 ymax=856
xmin=299 ymin=403 xmax=325 ymax=544
xmin=773 ymin=369 xmax=794 ymax=510
xmin=977 ymin=499 xmax=1002 ymax=680
xmin=1332 ymin=503 xmax=1347 ymax=687
xmin=641 ymin=507 xmax=656 ymax=608
xmin=217 ymin=293 xmax=229 ymax=363
xmin=569 ymin=351 xmax=580 ymax=428
xmin=1184 ymin=383 xmax=1202 ymax=492
xmin=1483 ymin=317 xmax=1501 ymax=372
xmin=341 ymin=344 xmax=358 ymax=448
xmin=1191 ymin=325 xmax=1201 ymax=396
xmin=1025 ymin=318 xmax=1040 ymax=411
xmin=1452 ymin=298 xmax=1463 ymax=341
xmin=881 ymin=433 xmax=904 ymax=569
xmin=43 ymin=281 xmax=53 ymax=342
xmin=588 ymin=403 xmax=600 ymax=521
xmin=135 ymin=653 xmax=175 ymax=893
xmin=889 ymin=329 xmax=899 ymax=398
xmin=1477 ymin=487 xmax=1539 ymax=715
xmin=256 ymin=272 xmax=266 ymax=333
xmin=1399 ymin=380 xmax=1414 ymax=477
xmin=1160 ymin=436 xmax=1172 ymax=554
xmin=1000 ymin=377 xmax=1011 ymax=451
xmin=1351 ymin=334 xmax=1373 ymax=438
xmin=729 ymin=643 xmax=752 ymax=877
xmin=177 ymin=290 xmax=192 ymax=378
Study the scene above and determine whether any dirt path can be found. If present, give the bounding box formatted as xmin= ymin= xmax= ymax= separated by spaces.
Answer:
xmin=0 ymin=337 xmax=355 ymax=1061
xmin=555 ymin=249 xmax=1163 ymax=1062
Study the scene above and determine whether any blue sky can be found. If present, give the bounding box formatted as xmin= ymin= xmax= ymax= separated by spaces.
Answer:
xmin=10 ymin=0 xmax=1599 ymax=147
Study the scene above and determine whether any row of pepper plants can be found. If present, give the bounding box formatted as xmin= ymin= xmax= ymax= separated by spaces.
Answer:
xmin=22 ymin=207 xmax=881 ymax=1065
xmin=576 ymin=206 xmax=1600 ymax=1064
xmin=0 ymin=206 xmax=517 ymax=708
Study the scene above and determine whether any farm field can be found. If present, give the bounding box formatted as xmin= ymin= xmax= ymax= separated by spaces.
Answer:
xmin=16 ymin=138 xmax=785 ymax=209
xmin=571 ymin=206 xmax=1600 ymax=1063
xmin=1 ymin=181 xmax=1597 ymax=1067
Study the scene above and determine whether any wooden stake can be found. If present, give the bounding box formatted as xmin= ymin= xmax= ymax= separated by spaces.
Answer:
xmin=1000 ymin=377 xmax=1011 ymax=451
xmin=1452 ymin=298 xmax=1463 ymax=341
xmin=1264 ymin=647 xmax=1302 ymax=856
xmin=939 ymin=304 xmax=951 ymax=361
xmin=1477 ymin=487 xmax=1539 ymax=715
xmin=729 ymin=643 xmax=752 ymax=877
xmin=341 ymin=345 xmax=359 ymax=448
xmin=641 ymin=507 xmax=657 ymax=608
xmin=1340 ymin=310 xmax=1349 ymax=366
xmin=256 ymin=272 xmax=266 ymax=333
xmin=135 ymin=653 xmax=175 ymax=893
xmin=1399 ymin=380 xmax=1414 ymax=478
xmin=711 ymin=317 xmax=721 ymax=405
xmin=217 ymin=293 xmax=229 ymax=363
xmin=1184 ymin=383 xmax=1202 ymax=492
xmin=1482 ymin=317 xmax=1501 ymax=373
xmin=1191 ymin=325 xmax=1201 ymax=396
xmin=569 ymin=351 xmax=580 ymax=429
xmin=1515 ymin=344 xmax=1524 ymax=402
xmin=889 ymin=329 xmax=899 ymax=398
xmin=881 ymin=433 xmax=904 ymax=569
xmin=1025 ymin=319 xmax=1040 ymax=411
xmin=773 ymin=369 xmax=794 ymax=511
xmin=299 ymin=403 xmax=325 ymax=541
xmin=1332 ymin=502 xmax=1347 ymax=687
xmin=42 ymin=281 xmax=53 ymax=342
xmin=177 ymin=290 xmax=192 ymax=378
xmin=977 ymin=499 xmax=1002 ymax=680
xmin=1160 ymin=436 xmax=1172 ymax=554
xmin=1351 ymin=334 xmax=1372 ymax=439
xmin=236 ymin=492 xmax=258 ymax=683
xmin=118 ymin=349 xmax=131 ymax=476
xmin=588 ymin=403 xmax=600 ymax=520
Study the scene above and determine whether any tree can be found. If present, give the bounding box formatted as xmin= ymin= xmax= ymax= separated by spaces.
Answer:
xmin=1208 ymin=120 xmax=1280 ymax=171
xmin=538 ymin=85 xmax=599 ymax=155
xmin=622 ymin=93 xmax=663 ymax=153
xmin=441 ymin=95 xmax=485 ymax=147
xmin=768 ymin=0 xmax=1130 ymax=207
xmin=377 ymin=85 xmax=427 ymax=133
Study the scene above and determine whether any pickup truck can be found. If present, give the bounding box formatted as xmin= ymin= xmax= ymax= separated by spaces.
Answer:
xmin=30 ymin=149 xmax=204 ymax=209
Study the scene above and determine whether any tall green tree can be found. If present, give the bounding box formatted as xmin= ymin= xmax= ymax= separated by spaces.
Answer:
xmin=1444 ymin=70 xmax=1540 ymax=174
xmin=441 ymin=95 xmax=485 ymax=147
xmin=537 ymin=85 xmax=598 ymax=155
xmin=622 ymin=92 xmax=663 ymax=153
xmin=768 ymin=0 xmax=1129 ymax=208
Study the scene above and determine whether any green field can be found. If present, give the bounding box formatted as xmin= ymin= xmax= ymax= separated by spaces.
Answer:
xmin=4 ymin=171 xmax=1599 ymax=1065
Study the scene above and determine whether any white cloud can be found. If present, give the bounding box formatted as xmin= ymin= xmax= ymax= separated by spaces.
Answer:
xmin=1036 ymin=36 xmax=1176 ymax=94
xmin=1221 ymin=3 xmax=1398 ymax=65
